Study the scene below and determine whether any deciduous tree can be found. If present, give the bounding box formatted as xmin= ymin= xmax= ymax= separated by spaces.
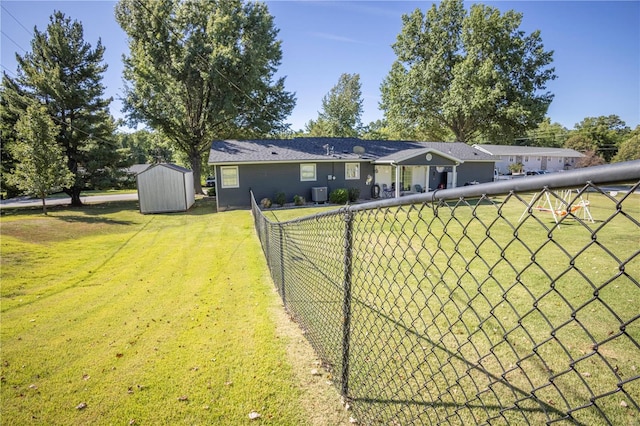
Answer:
xmin=115 ymin=0 xmax=295 ymax=194
xmin=518 ymin=118 xmax=568 ymax=147
xmin=611 ymin=127 xmax=640 ymax=163
xmin=380 ymin=0 xmax=556 ymax=143
xmin=306 ymin=73 xmax=363 ymax=137
xmin=8 ymin=104 xmax=74 ymax=214
xmin=573 ymin=115 xmax=630 ymax=162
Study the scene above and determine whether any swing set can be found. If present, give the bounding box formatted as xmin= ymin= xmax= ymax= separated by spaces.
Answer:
xmin=519 ymin=189 xmax=594 ymax=227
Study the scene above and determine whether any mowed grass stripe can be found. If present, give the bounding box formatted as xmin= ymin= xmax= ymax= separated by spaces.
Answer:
xmin=1 ymin=202 xmax=314 ymax=424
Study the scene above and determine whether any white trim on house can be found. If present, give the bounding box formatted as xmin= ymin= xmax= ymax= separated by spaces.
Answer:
xmin=345 ymin=163 xmax=360 ymax=180
xmin=300 ymin=163 xmax=317 ymax=181
xmin=220 ymin=166 xmax=239 ymax=188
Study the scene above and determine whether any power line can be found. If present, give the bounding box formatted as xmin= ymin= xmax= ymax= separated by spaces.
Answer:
xmin=1 ymin=5 xmax=35 ymax=37
xmin=1 ymin=30 xmax=27 ymax=53
xmin=130 ymin=0 xmax=288 ymax=130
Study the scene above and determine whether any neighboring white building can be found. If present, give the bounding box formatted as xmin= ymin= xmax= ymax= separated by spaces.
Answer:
xmin=136 ymin=163 xmax=195 ymax=214
xmin=473 ymin=144 xmax=584 ymax=174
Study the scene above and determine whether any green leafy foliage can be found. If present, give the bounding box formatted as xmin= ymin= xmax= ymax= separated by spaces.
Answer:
xmin=573 ymin=115 xmax=630 ymax=162
xmin=380 ymin=0 xmax=556 ymax=143
xmin=274 ymin=191 xmax=286 ymax=207
xmin=115 ymin=0 xmax=296 ymax=194
xmin=612 ymin=128 xmax=640 ymax=163
xmin=519 ymin=118 xmax=568 ymax=147
xmin=7 ymin=104 xmax=74 ymax=214
xmin=329 ymin=188 xmax=348 ymax=204
xmin=347 ymin=187 xmax=360 ymax=203
xmin=2 ymin=12 xmax=119 ymax=205
xmin=293 ymin=195 xmax=305 ymax=206
xmin=305 ymin=73 xmax=363 ymax=137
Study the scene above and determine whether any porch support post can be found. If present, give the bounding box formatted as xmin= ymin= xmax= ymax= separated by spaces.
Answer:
xmin=452 ymin=164 xmax=458 ymax=188
xmin=426 ymin=165 xmax=430 ymax=191
xmin=395 ymin=164 xmax=401 ymax=197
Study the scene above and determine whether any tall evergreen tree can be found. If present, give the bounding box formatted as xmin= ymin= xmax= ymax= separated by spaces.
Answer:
xmin=115 ymin=0 xmax=296 ymax=194
xmin=1 ymin=11 xmax=118 ymax=206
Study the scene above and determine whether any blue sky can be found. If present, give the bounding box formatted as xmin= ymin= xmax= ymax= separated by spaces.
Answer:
xmin=2 ymin=1 xmax=638 ymax=135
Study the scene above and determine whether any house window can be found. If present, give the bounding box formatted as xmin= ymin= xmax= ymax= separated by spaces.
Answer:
xmin=300 ymin=163 xmax=316 ymax=181
xmin=220 ymin=166 xmax=239 ymax=188
xmin=345 ymin=163 xmax=360 ymax=180
xmin=509 ymin=157 xmax=515 ymax=162
xmin=525 ymin=156 xmax=529 ymax=162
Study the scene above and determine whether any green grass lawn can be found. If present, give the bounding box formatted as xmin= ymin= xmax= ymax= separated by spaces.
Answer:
xmin=256 ymin=190 xmax=640 ymax=425
xmin=1 ymin=199 xmax=349 ymax=425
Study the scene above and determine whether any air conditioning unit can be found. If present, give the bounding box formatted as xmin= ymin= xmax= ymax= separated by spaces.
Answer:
xmin=311 ymin=186 xmax=328 ymax=203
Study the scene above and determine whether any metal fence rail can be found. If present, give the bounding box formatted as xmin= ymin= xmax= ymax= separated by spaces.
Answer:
xmin=251 ymin=160 xmax=640 ymax=425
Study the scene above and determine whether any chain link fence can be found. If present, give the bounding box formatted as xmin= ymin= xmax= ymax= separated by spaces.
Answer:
xmin=252 ymin=161 xmax=640 ymax=425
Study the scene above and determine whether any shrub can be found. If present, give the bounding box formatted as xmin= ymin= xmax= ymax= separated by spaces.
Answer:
xmin=274 ymin=191 xmax=286 ymax=207
xmin=347 ymin=187 xmax=360 ymax=203
xmin=329 ymin=188 xmax=348 ymax=204
xmin=260 ymin=198 xmax=272 ymax=208
xmin=293 ymin=195 xmax=305 ymax=206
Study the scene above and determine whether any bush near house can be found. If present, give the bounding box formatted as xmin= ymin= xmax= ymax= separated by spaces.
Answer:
xmin=347 ymin=187 xmax=360 ymax=203
xmin=329 ymin=188 xmax=348 ymax=204
xmin=274 ymin=191 xmax=286 ymax=207
xmin=293 ymin=195 xmax=305 ymax=206
xmin=260 ymin=197 xmax=272 ymax=208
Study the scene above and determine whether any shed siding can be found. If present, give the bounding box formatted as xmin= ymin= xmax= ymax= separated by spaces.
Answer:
xmin=137 ymin=164 xmax=194 ymax=214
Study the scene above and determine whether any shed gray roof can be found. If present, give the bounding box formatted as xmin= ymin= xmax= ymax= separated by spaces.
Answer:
xmin=208 ymin=138 xmax=493 ymax=164
xmin=473 ymin=144 xmax=584 ymax=157
xmin=139 ymin=163 xmax=192 ymax=175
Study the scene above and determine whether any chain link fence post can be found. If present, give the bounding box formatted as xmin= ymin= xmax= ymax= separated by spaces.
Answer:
xmin=279 ymin=224 xmax=286 ymax=308
xmin=342 ymin=209 xmax=354 ymax=398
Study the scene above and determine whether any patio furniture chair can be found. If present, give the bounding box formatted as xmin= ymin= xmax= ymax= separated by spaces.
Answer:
xmin=382 ymin=183 xmax=394 ymax=198
xmin=414 ymin=184 xmax=425 ymax=193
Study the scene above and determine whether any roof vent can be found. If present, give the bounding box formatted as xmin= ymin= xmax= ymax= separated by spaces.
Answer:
xmin=353 ymin=145 xmax=365 ymax=155
xmin=271 ymin=151 xmax=278 ymax=155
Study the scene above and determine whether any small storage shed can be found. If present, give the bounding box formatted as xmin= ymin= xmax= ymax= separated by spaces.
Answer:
xmin=136 ymin=163 xmax=195 ymax=214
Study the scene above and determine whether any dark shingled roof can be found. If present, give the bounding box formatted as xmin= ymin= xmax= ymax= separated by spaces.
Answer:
xmin=208 ymin=137 xmax=493 ymax=164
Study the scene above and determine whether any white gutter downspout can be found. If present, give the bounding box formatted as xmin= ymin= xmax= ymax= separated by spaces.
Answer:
xmin=394 ymin=163 xmax=401 ymax=198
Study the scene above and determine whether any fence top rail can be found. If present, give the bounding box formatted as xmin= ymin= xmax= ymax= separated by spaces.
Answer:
xmin=254 ymin=160 xmax=640 ymax=224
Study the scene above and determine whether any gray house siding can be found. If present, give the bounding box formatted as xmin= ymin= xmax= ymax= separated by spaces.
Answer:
xmin=209 ymin=138 xmax=496 ymax=210
xmin=215 ymin=161 xmax=374 ymax=210
xmin=457 ymin=162 xmax=495 ymax=186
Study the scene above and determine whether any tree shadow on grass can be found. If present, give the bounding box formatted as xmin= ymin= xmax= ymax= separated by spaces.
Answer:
xmin=54 ymin=215 xmax=135 ymax=226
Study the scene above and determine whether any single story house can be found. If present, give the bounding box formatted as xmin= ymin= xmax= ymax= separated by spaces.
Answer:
xmin=207 ymin=138 xmax=495 ymax=211
xmin=137 ymin=163 xmax=195 ymax=214
xmin=472 ymin=144 xmax=584 ymax=174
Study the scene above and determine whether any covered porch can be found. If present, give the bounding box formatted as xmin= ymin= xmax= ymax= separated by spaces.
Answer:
xmin=373 ymin=148 xmax=463 ymax=198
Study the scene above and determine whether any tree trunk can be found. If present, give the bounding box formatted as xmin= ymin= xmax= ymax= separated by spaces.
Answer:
xmin=41 ymin=196 xmax=47 ymax=215
xmin=69 ymin=187 xmax=83 ymax=207
xmin=189 ymin=151 xmax=204 ymax=195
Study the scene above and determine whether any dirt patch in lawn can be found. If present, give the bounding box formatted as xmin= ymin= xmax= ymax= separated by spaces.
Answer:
xmin=269 ymin=291 xmax=352 ymax=426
